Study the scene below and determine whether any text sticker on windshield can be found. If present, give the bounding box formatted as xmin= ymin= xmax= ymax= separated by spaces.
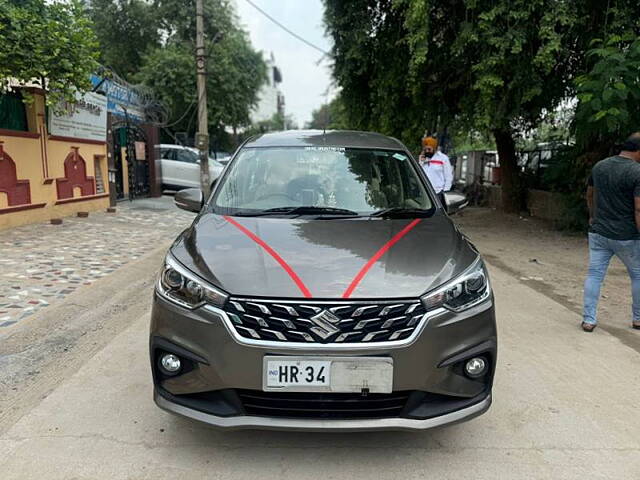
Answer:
xmin=393 ymin=153 xmax=408 ymax=161
xmin=304 ymin=147 xmax=345 ymax=152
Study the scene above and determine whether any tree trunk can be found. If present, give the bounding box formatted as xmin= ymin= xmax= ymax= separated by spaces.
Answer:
xmin=493 ymin=128 xmax=523 ymax=214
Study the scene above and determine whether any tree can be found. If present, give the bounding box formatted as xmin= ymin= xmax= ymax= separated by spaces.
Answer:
xmin=325 ymin=0 xmax=582 ymax=212
xmin=240 ymin=112 xmax=296 ymax=139
xmin=323 ymin=0 xmax=424 ymax=145
xmin=0 ymin=0 xmax=99 ymax=109
xmin=134 ymin=0 xmax=266 ymax=139
xmin=306 ymin=96 xmax=349 ymax=130
xmin=574 ymin=36 xmax=640 ymax=152
xmin=87 ymin=0 xmax=160 ymax=80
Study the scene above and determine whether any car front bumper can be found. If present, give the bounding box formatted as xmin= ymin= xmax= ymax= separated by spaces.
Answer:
xmin=150 ymin=292 xmax=497 ymax=431
xmin=154 ymin=389 xmax=492 ymax=432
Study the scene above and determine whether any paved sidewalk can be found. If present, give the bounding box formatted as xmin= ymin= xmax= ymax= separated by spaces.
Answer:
xmin=0 ymin=196 xmax=193 ymax=328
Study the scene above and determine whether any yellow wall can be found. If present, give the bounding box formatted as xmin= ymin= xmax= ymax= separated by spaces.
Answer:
xmin=0 ymin=91 xmax=109 ymax=230
xmin=121 ymin=147 xmax=129 ymax=196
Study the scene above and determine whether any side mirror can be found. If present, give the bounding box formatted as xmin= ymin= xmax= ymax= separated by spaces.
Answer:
xmin=174 ymin=188 xmax=203 ymax=213
xmin=444 ymin=191 xmax=469 ymax=215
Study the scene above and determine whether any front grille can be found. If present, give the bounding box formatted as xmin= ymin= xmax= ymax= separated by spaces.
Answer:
xmin=237 ymin=390 xmax=411 ymax=419
xmin=224 ymin=299 xmax=427 ymax=344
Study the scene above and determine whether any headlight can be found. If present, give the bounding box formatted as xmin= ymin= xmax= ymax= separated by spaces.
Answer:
xmin=421 ymin=257 xmax=491 ymax=312
xmin=157 ymin=255 xmax=228 ymax=309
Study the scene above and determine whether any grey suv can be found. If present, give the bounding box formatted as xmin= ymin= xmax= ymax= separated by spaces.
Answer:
xmin=150 ymin=130 xmax=496 ymax=431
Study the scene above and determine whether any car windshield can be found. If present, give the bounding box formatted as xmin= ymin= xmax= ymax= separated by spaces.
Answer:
xmin=212 ymin=147 xmax=432 ymax=216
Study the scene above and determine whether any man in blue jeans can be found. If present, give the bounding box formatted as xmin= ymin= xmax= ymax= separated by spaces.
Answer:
xmin=583 ymin=133 xmax=640 ymax=332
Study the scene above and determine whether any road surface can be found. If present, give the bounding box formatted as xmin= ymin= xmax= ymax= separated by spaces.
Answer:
xmin=0 ymin=248 xmax=638 ymax=479
xmin=0 ymin=262 xmax=640 ymax=480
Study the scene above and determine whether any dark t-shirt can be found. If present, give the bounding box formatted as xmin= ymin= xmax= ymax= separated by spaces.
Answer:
xmin=588 ymin=155 xmax=640 ymax=240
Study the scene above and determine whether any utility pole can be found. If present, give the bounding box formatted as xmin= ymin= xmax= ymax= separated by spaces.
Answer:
xmin=195 ymin=0 xmax=211 ymax=196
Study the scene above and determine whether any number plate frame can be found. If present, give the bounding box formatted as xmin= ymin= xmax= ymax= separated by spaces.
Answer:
xmin=262 ymin=356 xmax=394 ymax=393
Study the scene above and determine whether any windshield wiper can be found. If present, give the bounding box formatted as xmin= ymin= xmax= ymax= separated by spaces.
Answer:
xmin=369 ymin=207 xmax=433 ymax=218
xmin=264 ymin=206 xmax=360 ymax=216
xmin=231 ymin=206 xmax=361 ymax=217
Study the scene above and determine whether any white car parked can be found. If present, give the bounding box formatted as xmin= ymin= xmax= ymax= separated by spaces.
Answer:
xmin=159 ymin=144 xmax=225 ymax=190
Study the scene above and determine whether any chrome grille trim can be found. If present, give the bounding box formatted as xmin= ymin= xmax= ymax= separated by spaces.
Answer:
xmin=405 ymin=303 xmax=419 ymax=314
xmin=230 ymin=301 xmax=245 ymax=312
xmin=353 ymin=305 xmax=379 ymax=317
xmin=262 ymin=329 xmax=287 ymax=341
xmin=389 ymin=328 xmax=414 ymax=341
xmin=382 ymin=316 xmax=406 ymax=329
xmin=202 ymin=296 xmax=493 ymax=350
xmin=220 ymin=298 xmax=431 ymax=345
xmin=380 ymin=304 xmax=403 ymax=316
xmin=288 ymin=330 xmax=315 ymax=342
xmin=362 ymin=330 xmax=389 ymax=342
xmin=273 ymin=304 xmax=299 ymax=316
xmin=299 ymin=304 xmax=323 ymax=314
xmin=270 ymin=317 xmax=296 ymax=329
xmin=247 ymin=302 xmax=271 ymax=315
xmin=236 ymin=326 xmax=260 ymax=339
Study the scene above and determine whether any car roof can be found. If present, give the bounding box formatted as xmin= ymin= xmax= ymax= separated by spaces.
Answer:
xmin=243 ymin=129 xmax=406 ymax=150
xmin=159 ymin=144 xmax=190 ymax=149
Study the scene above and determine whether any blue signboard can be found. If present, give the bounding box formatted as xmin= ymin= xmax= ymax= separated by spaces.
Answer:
xmin=90 ymin=74 xmax=145 ymax=122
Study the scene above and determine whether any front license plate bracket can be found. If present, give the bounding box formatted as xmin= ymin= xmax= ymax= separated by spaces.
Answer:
xmin=262 ymin=356 xmax=393 ymax=393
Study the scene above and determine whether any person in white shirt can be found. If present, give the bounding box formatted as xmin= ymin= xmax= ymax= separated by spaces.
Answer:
xmin=419 ymin=136 xmax=453 ymax=206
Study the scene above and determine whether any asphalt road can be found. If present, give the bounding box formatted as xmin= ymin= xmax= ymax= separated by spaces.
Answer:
xmin=0 ymin=256 xmax=639 ymax=479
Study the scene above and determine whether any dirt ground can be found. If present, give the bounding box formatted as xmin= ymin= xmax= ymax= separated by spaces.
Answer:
xmin=454 ymin=207 xmax=640 ymax=354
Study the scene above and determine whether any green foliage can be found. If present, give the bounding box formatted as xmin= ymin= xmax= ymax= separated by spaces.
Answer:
xmin=401 ymin=0 xmax=577 ymax=133
xmin=323 ymin=0 xmax=423 ymax=148
xmin=87 ymin=0 xmax=160 ymax=80
xmin=131 ymin=0 xmax=266 ymax=136
xmin=451 ymin=124 xmax=495 ymax=153
xmin=323 ymin=0 xmax=640 ymax=215
xmin=306 ymin=97 xmax=349 ymax=130
xmin=324 ymin=0 xmax=580 ymax=212
xmin=574 ymin=36 xmax=640 ymax=149
xmin=240 ymin=112 xmax=296 ymax=140
xmin=0 ymin=0 xmax=99 ymax=109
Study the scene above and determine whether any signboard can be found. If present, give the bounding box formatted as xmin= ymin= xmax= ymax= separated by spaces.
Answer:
xmin=134 ymin=141 xmax=146 ymax=160
xmin=48 ymin=92 xmax=107 ymax=141
xmin=90 ymin=75 xmax=145 ymax=122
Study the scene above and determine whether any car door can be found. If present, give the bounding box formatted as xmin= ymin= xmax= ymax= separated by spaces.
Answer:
xmin=174 ymin=148 xmax=201 ymax=188
xmin=160 ymin=148 xmax=180 ymax=188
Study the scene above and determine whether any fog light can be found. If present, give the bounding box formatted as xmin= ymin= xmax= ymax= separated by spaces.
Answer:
xmin=464 ymin=357 xmax=487 ymax=378
xmin=160 ymin=353 xmax=181 ymax=374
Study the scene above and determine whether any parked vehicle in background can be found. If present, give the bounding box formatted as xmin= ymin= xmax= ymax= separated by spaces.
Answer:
xmin=159 ymin=144 xmax=224 ymax=190
xmin=151 ymin=130 xmax=496 ymax=431
xmin=212 ymin=151 xmax=232 ymax=165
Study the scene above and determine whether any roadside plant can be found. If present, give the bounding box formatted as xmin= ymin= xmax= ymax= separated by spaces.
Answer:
xmin=0 ymin=0 xmax=99 ymax=111
xmin=574 ymin=35 xmax=640 ymax=151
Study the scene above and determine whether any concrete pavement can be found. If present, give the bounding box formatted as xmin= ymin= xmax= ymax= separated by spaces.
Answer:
xmin=0 ymin=264 xmax=638 ymax=479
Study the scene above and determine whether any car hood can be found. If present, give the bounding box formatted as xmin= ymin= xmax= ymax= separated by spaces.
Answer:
xmin=170 ymin=212 xmax=478 ymax=299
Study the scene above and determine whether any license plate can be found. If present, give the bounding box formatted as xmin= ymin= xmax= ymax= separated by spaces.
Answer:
xmin=263 ymin=356 xmax=393 ymax=393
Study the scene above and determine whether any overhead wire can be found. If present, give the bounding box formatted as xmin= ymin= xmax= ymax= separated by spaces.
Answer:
xmin=242 ymin=0 xmax=330 ymax=56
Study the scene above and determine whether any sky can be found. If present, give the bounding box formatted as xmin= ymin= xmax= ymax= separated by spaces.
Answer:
xmin=233 ymin=0 xmax=334 ymax=127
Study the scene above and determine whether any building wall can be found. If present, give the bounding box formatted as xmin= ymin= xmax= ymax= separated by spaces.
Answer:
xmin=483 ymin=185 xmax=568 ymax=223
xmin=251 ymin=55 xmax=284 ymax=124
xmin=252 ymin=83 xmax=279 ymax=123
xmin=0 ymin=90 xmax=109 ymax=230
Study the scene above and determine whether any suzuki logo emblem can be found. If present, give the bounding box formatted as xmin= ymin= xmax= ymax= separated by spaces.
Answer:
xmin=309 ymin=310 xmax=341 ymax=340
